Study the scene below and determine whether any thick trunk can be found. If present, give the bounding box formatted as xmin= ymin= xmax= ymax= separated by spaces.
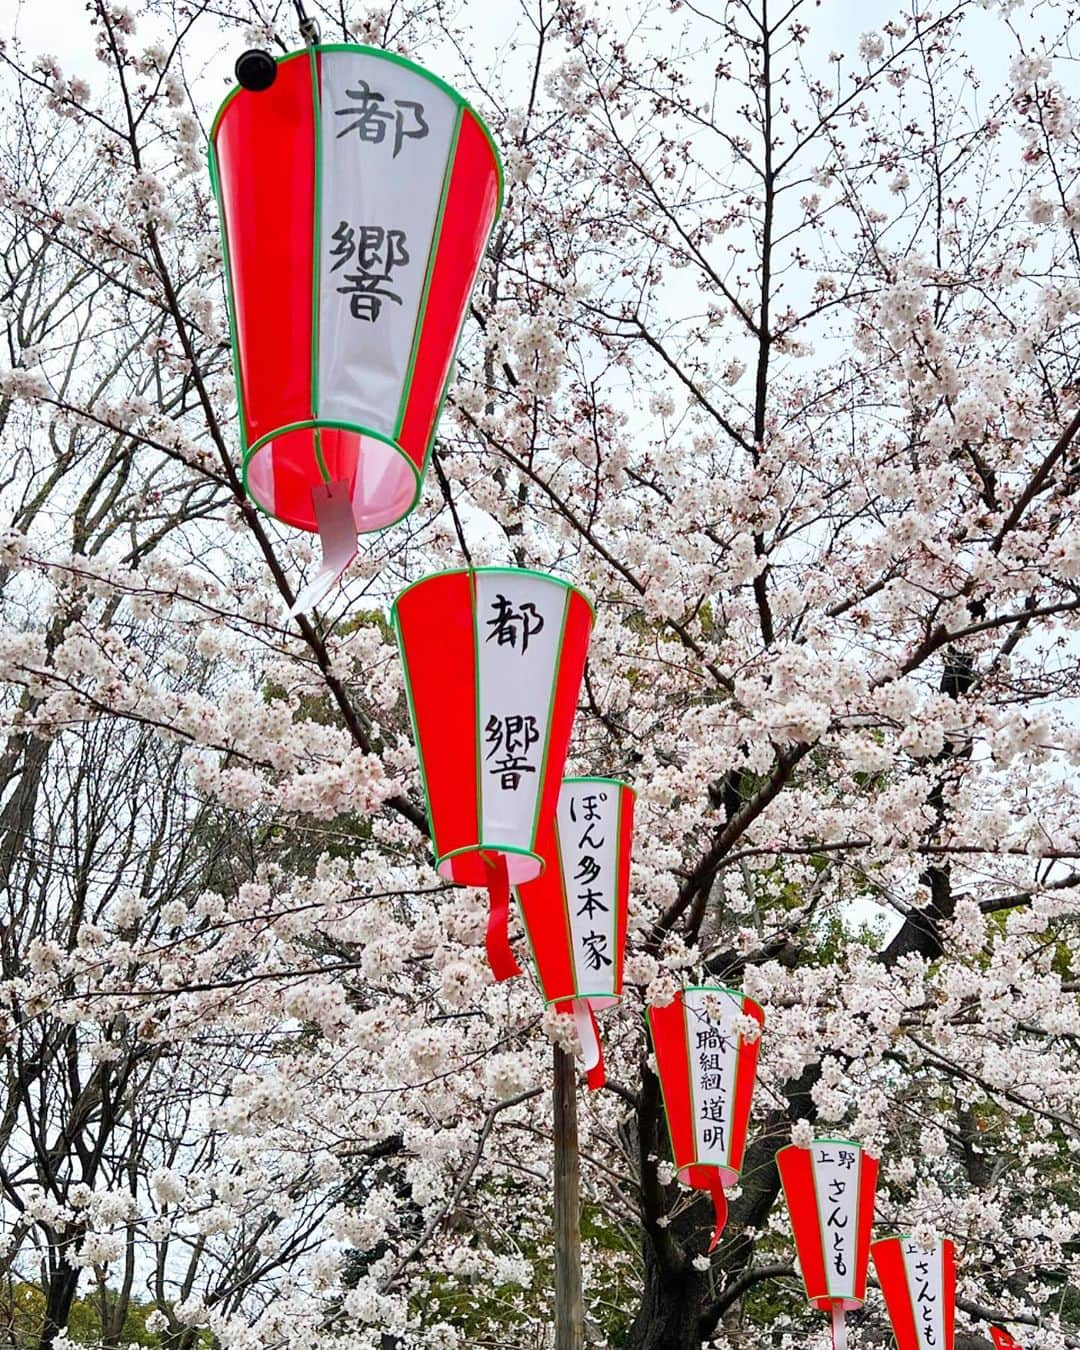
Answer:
xmin=623 ymin=1058 xmax=710 ymax=1350
xmin=624 ymin=1253 xmax=708 ymax=1350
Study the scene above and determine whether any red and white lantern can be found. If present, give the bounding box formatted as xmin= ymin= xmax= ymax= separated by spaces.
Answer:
xmin=210 ymin=45 xmax=502 ymax=610
xmin=516 ymin=777 xmax=634 ymax=1091
xmin=990 ymin=1329 xmax=1023 ymax=1350
xmin=871 ymin=1236 xmax=956 ymax=1350
xmin=646 ymin=986 xmax=764 ymax=1250
xmin=392 ymin=568 xmax=593 ymax=981
xmin=776 ymin=1139 xmax=879 ymax=1349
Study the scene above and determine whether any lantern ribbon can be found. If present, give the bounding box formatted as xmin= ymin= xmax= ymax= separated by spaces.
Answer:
xmin=570 ymin=999 xmax=605 ymax=1091
xmin=706 ymin=1174 xmax=728 ymax=1253
xmin=830 ymin=1304 xmax=847 ymax=1350
xmin=484 ymin=854 xmax=521 ymax=982
xmin=287 ymin=480 xmax=358 ymax=616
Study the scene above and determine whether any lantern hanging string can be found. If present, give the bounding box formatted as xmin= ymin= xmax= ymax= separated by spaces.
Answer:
xmin=483 ymin=853 xmax=521 ymax=982
xmin=293 ymin=0 xmax=320 ymax=44
xmin=830 ymin=1304 xmax=847 ymax=1350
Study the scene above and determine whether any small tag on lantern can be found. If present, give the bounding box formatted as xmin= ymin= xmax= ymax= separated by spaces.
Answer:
xmin=571 ymin=999 xmax=605 ymax=1091
xmin=831 ymin=1306 xmax=847 ymax=1350
xmin=287 ymin=480 xmax=358 ymax=616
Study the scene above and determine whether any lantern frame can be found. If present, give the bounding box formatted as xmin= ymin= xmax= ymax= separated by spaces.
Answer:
xmin=649 ymin=983 xmax=764 ymax=1188
xmin=871 ymin=1234 xmax=956 ymax=1350
xmin=646 ymin=984 xmax=764 ymax=1250
xmin=208 ymin=44 xmax=504 ymax=540
xmin=392 ymin=567 xmax=594 ymax=981
xmin=517 ymin=776 xmax=634 ymax=1007
xmin=392 ymin=567 xmax=595 ymax=888
xmin=776 ymin=1137 xmax=878 ymax=1314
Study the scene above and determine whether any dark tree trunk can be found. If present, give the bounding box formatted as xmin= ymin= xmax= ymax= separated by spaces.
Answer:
xmin=625 ymin=1255 xmax=708 ymax=1350
xmin=38 ymin=1255 xmax=79 ymax=1350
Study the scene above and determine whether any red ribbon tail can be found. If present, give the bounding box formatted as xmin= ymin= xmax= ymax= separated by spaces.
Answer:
xmin=707 ymin=1178 xmax=728 ymax=1253
xmin=578 ymin=1002 xmax=605 ymax=1091
xmin=484 ymin=856 xmax=520 ymax=982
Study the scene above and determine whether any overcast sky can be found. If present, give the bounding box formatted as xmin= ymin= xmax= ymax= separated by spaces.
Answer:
xmin=5 ymin=0 xmax=1018 ymax=109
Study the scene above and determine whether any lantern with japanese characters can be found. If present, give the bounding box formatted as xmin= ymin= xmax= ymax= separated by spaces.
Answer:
xmin=645 ymin=986 xmax=764 ymax=1250
xmin=516 ymin=777 xmax=634 ymax=1090
xmin=209 ymin=45 xmax=502 ymax=610
xmin=871 ymin=1236 xmax=956 ymax=1350
xmin=392 ymin=568 xmax=593 ymax=981
xmin=990 ymin=1328 xmax=1023 ymax=1350
xmin=776 ymin=1139 xmax=879 ymax=1350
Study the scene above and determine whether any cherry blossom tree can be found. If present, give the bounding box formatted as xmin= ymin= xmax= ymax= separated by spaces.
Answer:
xmin=1 ymin=0 xmax=1079 ymax=1347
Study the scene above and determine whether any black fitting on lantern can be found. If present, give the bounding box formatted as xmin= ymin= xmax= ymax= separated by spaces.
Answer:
xmin=293 ymin=0 xmax=321 ymax=44
xmin=234 ymin=49 xmax=277 ymax=92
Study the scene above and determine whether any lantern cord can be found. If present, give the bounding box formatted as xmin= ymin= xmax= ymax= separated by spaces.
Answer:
xmin=830 ymin=1305 xmax=847 ymax=1350
xmin=292 ymin=0 xmax=320 ymax=44
xmin=570 ymin=1000 xmax=605 ymax=1091
xmin=706 ymin=1177 xmax=728 ymax=1253
xmin=483 ymin=854 xmax=521 ymax=982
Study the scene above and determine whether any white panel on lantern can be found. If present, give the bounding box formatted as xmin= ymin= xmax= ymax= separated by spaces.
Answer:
xmin=558 ymin=782 xmax=620 ymax=1001
xmin=901 ymin=1240 xmax=947 ymax=1350
xmin=684 ymin=987 xmax=742 ymax=1176
xmin=475 ymin=573 xmax=567 ymax=875
xmin=318 ymin=51 xmax=458 ymax=434
xmin=811 ymin=1144 xmax=861 ymax=1303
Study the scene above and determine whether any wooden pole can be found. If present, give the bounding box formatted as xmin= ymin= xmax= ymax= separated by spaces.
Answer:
xmin=553 ymin=1042 xmax=585 ymax=1350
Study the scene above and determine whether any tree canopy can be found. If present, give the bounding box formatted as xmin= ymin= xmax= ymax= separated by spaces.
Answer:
xmin=0 ymin=0 xmax=1079 ymax=1347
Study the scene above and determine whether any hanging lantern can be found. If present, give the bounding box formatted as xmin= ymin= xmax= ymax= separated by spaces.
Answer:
xmin=516 ymin=777 xmax=634 ymax=1091
xmin=209 ymin=45 xmax=502 ymax=611
xmin=776 ymin=1139 xmax=879 ymax=1350
xmin=392 ymin=568 xmax=593 ymax=981
xmin=645 ymin=986 xmax=764 ymax=1250
xmin=871 ymin=1236 xmax=956 ymax=1350
xmin=990 ymin=1329 xmax=1023 ymax=1350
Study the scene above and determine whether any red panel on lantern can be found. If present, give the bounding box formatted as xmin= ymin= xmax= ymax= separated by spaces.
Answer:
xmin=872 ymin=1236 xmax=956 ymax=1350
xmin=991 ymin=1328 xmax=1023 ymax=1349
xmin=213 ymin=52 xmax=316 ymax=454
xmin=397 ymin=109 xmax=500 ymax=460
xmin=778 ymin=1144 xmax=829 ymax=1306
xmin=393 ymin=568 xmax=478 ymax=862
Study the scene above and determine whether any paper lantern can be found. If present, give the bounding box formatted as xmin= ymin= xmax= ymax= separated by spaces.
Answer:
xmin=990 ymin=1329 xmax=1023 ymax=1350
xmin=516 ymin=777 xmax=634 ymax=1090
xmin=776 ymin=1139 xmax=879 ymax=1349
xmin=871 ymin=1236 xmax=956 ymax=1350
xmin=392 ymin=568 xmax=593 ymax=980
xmin=209 ymin=45 xmax=502 ymax=611
xmin=646 ymin=986 xmax=764 ymax=1250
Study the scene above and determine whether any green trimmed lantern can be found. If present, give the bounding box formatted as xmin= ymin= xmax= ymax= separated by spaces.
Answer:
xmin=392 ymin=568 xmax=593 ymax=981
xmin=209 ymin=44 xmax=502 ymax=610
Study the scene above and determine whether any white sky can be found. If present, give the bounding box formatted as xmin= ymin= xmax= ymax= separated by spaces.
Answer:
xmin=4 ymin=0 xmax=1017 ymax=101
